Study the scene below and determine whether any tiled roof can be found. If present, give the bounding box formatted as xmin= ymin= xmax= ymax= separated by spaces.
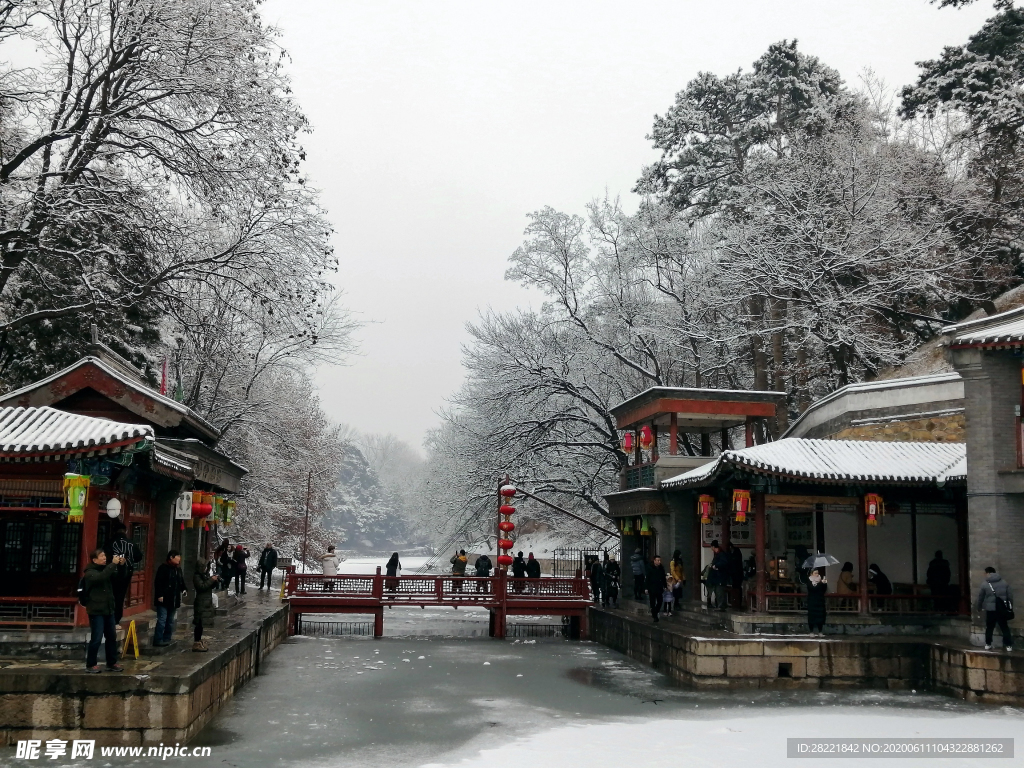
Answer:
xmin=661 ymin=438 xmax=966 ymax=488
xmin=0 ymin=356 xmax=219 ymax=440
xmin=0 ymin=406 xmax=153 ymax=456
xmin=946 ymin=306 xmax=1024 ymax=348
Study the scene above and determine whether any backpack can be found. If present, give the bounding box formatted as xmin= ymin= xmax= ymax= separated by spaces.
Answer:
xmin=77 ymin=576 xmax=90 ymax=606
xmin=990 ymin=582 xmax=1015 ymax=620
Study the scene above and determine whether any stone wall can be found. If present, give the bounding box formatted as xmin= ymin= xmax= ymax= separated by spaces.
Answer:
xmin=591 ymin=608 xmax=1024 ymax=703
xmin=831 ymin=413 xmax=965 ymax=443
xmin=0 ymin=604 xmax=288 ymax=746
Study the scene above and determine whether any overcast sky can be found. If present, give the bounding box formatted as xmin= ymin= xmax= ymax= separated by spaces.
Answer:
xmin=260 ymin=0 xmax=992 ymax=452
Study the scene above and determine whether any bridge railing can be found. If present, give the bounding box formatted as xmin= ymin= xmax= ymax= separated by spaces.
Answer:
xmin=285 ymin=572 xmax=590 ymax=603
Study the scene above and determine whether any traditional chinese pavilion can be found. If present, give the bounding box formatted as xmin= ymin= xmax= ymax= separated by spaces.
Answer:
xmin=0 ymin=340 xmax=245 ymax=630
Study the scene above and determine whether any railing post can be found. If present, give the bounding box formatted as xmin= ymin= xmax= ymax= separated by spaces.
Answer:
xmin=435 ymin=577 xmax=443 ymax=601
xmin=373 ymin=566 xmax=383 ymax=601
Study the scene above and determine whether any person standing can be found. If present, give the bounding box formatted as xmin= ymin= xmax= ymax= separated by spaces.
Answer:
xmin=605 ymin=557 xmax=621 ymax=608
xmin=386 ymin=552 xmax=402 ymax=593
xmin=232 ymin=544 xmax=250 ymax=594
xmin=216 ymin=540 xmax=234 ymax=589
xmin=153 ymin=550 xmax=187 ymax=646
xmin=709 ymin=541 xmax=731 ymax=612
xmin=868 ymin=564 xmax=893 ymax=596
xmin=192 ymin=558 xmax=218 ymax=652
xmin=450 ymin=549 xmax=468 ymax=592
xmin=104 ymin=522 xmax=141 ymax=625
xmin=670 ymin=550 xmax=686 ymax=608
xmin=806 ymin=568 xmax=828 ymax=636
xmin=836 ymin=562 xmax=856 ymax=594
xmin=83 ymin=549 xmax=126 ymax=673
xmin=927 ymin=550 xmax=952 ymax=610
xmin=474 ymin=552 xmax=492 ymax=593
xmin=630 ymin=548 xmax=646 ymax=600
xmin=977 ymin=566 xmax=1014 ymax=651
xmin=525 ymin=552 xmax=541 ymax=594
xmin=511 ymin=551 xmax=527 ymax=593
xmin=646 ymin=555 xmax=668 ymax=623
xmin=257 ymin=543 xmax=278 ymax=590
xmin=321 ymin=545 xmax=339 ymax=591
xmin=588 ymin=556 xmax=605 ymax=606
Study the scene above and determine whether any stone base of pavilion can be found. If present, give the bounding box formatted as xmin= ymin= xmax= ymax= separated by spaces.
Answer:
xmin=590 ymin=604 xmax=1024 ymax=704
xmin=0 ymin=593 xmax=287 ymax=747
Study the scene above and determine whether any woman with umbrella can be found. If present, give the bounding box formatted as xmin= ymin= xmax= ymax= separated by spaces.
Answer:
xmin=802 ymin=552 xmax=839 ymax=637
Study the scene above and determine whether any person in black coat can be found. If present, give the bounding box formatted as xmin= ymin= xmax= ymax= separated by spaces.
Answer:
xmin=646 ymin=555 xmax=668 ymax=623
xmin=708 ymin=541 xmax=731 ymax=612
xmin=474 ymin=553 xmax=492 ymax=593
xmin=153 ymin=550 xmax=187 ymax=646
xmin=589 ymin=557 xmax=605 ymax=606
xmin=257 ymin=544 xmax=278 ymax=590
xmin=511 ymin=551 xmax=527 ymax=593
xmin=605 ymin=557 xmax=621 ymax=607
xmin=806 ymin=568 xmax=828 ymax=636
xmin=927 ymin=550 xmax=952 ymax=610
xmin=104 ymin=522 xmax=141 ymax=625
xmin=868 ymin=563 xmax=893 ymax=595
xmin=232 ymin=545 xmax=250 ymax=594
xmin=385 ymin=552 xmax=402 ymax=593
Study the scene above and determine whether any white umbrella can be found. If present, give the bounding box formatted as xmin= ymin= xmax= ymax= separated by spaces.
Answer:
xmin=802 ymin=552 xmax=840 ymax=569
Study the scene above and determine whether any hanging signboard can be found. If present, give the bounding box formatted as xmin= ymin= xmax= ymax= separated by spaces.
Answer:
xmin=174 ymin=491 xmax=193 ymax=521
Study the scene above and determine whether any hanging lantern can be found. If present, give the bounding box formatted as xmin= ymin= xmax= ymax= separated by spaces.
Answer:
xmin=192 ymin=491 xmax=213 ymax=530
xmin=732 ymin=489 xmax=751 ymax=523
xmin=698 ymin=494 xmax=715 ymax=524
xmin=865 ymin=493 xmax=884 ymax=527
xmin=225 ymin=499 xmax=235 ymax=526
xmin=212 ymin=496 xmax=224 ymax=525
xmin=639 ymin=516 xmax=651 ymax=536
xmin=621 ymin=432 xmax=634 ymax=454
xmin=63 ymin=474 xmax=90 ymax=524
xmin=498 ymin=484 xmax=518 ymax=570
xmin=621 ymin=517 xmax=633 ymax=535
xmin=105 ymin=498 xmax=122 ymax=519
xmin=639 ymin=425 xmax=654 ymax=454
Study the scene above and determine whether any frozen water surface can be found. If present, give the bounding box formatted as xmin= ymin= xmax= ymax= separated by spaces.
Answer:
xmin=178 ymin=607 xmax=1024 ymax=767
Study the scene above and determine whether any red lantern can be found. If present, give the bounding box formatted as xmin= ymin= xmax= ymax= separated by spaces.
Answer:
xmin=498 ymin=538 xmax=514 ymax=551
xmin=192 ymin=491 xmax=213 ymax=530
xmin=497 ymin=554 xmax=513 ymax=567
xmin=500 ymin=484 xmax=517 ymax=498
xmin=499 ymin=520 xmax=515 ymax=533
xmin=639 ymin=425 xmax=654 ymax=452
xmin=622 ymin=432 xmax=634 ymax=453
xmin=500 ymin=505 xmax=516 ymax=515
xmin=698 ymin=494 xmax=714 ymax=524
xmin=865 ymin=493 xmax=884 ymax=527
xmin=732 ymin=489 xmax=750 ymax=523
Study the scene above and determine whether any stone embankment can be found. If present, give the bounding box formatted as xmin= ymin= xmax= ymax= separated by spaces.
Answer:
xmin=591 ymin=606 xmax=1023 ymax=705
xmin=0 ymin=594 xmax=287 ymax=746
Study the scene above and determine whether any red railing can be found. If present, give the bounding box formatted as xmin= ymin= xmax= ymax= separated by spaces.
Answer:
xmin=0 ymin=596 xmax=78 ymax=627
xmin=753 ymin=591 xmax=961 ymax=615
xmin=286 ymin=573 xmax=590 ymax=604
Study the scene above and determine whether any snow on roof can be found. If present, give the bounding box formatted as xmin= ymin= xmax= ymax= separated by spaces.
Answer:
xmin=661 ymin=437 xmax=966 ymax=488
xmin=0 ymin=406 xmax=153 ymax=456
xmin=946 ymin=306 xmax=1024 ymax=347
xmin=0 ymin=356 xmax=219 ymax=439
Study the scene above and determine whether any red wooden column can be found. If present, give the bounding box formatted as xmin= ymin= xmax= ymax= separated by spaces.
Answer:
xmin=745 ymin=418 xmax=755 ymax=448
xmin=858 ymin=498 xmax=869 ymax=615
xmin=691 ymin=497 xmax=702 ymax=601
xmin=754 ymin=491 xmax=766 ymax=612
xmin=955 ymin=497 xmax=970 ymax=615
xmin=669 ymin=413 xmax=678 ymax=456
xmin=74 ymin=492 xmax=101 ymax=626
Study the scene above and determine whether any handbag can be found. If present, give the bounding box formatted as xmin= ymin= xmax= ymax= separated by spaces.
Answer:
xmin=990 ymin=582 xmax=1015 ymax=621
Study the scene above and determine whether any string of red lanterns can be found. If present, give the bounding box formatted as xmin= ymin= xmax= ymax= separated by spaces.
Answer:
xmin=497 ymin=484 xmax=517 ymax=567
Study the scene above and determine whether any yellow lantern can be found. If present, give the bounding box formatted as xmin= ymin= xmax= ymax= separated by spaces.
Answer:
xmin=732 ymin=489 xmax=751 ymax=523
xmin=63 ymin=474 xmax=90 ymax=524
xmin=698 ymin=494 xmax=715 ymax=524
